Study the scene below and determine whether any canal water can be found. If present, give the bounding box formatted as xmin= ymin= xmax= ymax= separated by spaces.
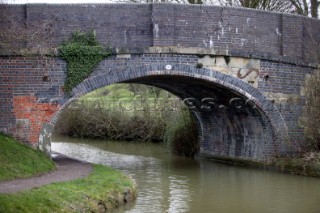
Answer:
xmin=52 ymin=136 xmax=320 ymax=213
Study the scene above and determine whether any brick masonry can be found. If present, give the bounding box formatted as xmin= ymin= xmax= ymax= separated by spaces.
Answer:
xmin=0 ymin=4 xmax=319 ymax=162
xmin=1 ymin=3 xmax=319 ymax=65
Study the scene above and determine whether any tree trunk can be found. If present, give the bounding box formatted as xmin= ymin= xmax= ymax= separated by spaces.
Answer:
xmin=311 ymin=0 xmax=319 ymax=18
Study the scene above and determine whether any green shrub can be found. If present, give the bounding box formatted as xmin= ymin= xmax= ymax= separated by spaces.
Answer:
xmin=164 ymin=109 xmax=199 ymax=157
xmin=54 ymin=104 xmax=166 ymax=142
xmin=299 ymin=69 xmax=320 ymax=150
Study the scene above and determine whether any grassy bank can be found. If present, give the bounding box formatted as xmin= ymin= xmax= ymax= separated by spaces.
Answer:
xmin=0 ymin=165 xmax=137 ymax=212
xmin=0 ymin=134 xmax=137 ymax=212
xmin=0 ymin=133 xmax=55 ymax=181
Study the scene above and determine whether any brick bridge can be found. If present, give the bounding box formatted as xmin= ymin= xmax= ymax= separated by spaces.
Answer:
xmin=0 ymin=4 xmax=319 ymax=162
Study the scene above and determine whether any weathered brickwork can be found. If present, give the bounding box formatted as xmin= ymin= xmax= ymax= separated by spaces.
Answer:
xmin=0 ymin=53 xmax=316 ymax=162
xmin=13 ymin=96 xmax=59 ymax=145
xmin=0 ymin=4 xmax=319 ymax=162
xmin=0 ymin=56 xmax=65 ymax=145
xmin=1 ymin=4 xmax=319 ymax=65
xmin=258 ymin=61 xmax=315 ymax=147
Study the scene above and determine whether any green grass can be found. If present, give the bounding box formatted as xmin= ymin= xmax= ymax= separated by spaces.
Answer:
xmin=79 ymin=83 xmax=178 ymax=112
xmin=0 ymin=165 xmax=137 ymax=213
xmin=0 ymin=134 xmax=55 ymax=181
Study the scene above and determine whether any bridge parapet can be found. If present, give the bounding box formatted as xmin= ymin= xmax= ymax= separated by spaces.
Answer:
xmin=1 ymin=3 xmax=319 ymax=66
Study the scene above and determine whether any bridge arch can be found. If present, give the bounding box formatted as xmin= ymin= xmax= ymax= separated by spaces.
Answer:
xmin=1 ymin=3 xmax=319 ymax=164
xmin=43 ymin=63 xmax=288 ymax=162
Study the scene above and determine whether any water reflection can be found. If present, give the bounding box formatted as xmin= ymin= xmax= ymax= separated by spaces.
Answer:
xmin=52 ymin=137 xmax=320 ymax=213
xmin=168 ymin=176 xmax=191 ymax=213
xmin=52 ymin=142 xmax=156 ymax=170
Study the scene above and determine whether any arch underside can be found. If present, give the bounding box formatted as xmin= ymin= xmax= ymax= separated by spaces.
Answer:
xmin=125 ymin=75 xmax=277 ymax=162
xmin=46 ymin=63 xmax=289 ymax=162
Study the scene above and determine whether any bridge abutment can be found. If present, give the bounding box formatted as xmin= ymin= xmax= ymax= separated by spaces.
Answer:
xmin=0 ymin=4 xmax=319 ymax=162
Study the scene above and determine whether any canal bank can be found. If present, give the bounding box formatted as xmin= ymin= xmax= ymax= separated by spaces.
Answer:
xmin=199 ymin=153 xmax=320 ymax=178
xmin=0 ymin=134 xmax=137 ymax=212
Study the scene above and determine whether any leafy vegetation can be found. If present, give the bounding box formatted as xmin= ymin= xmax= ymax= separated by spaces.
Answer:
xmin=55 ymin=84 xmax=172 ymax=141
xmin=0 ymin=133 xmax=55 ymax=181
xmin=299 ymin=69 xmax=320 ymax=150
xmin=59 ymin=31 xmax=113 ymax=93
xmin=55 ymin=105 xmax=167 ymax=142
xmin=164 ymin=109 xmax=199 ymax=157
xmin=0 ymin=165 xmax=137 ymax=212
xmin=272 ymin=154 xmax=320 ymax=177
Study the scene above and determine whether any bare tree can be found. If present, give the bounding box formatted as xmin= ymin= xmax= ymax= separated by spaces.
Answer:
xmin=215 ymin=0 xmax=319 ymax=18
xmin=124 ymin=0 xmax=299 ymax=13
xmin=289 ymin=0 xmax=309 ymax=15
xmin=289 ymin=0 xmax=319 ymax=18
xmin=310 ymin=0 xmax=319 ymax=18
xmin=115 ymin=0 xmax=319 ymax=17
xmin=120 ymin=0 xmax=204 ymax=3
xmin=216 ymin=0 xmax=294 ymax=12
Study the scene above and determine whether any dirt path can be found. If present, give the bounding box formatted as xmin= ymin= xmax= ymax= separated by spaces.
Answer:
xmin=0 ymin=153 xmax=92 ymax=194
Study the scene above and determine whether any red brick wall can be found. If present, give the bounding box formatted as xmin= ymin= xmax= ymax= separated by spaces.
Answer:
xmin=0 ymin=56 xmax=65 ymax=146
xmin=12 ymin=96 xmax=60 ymax=145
